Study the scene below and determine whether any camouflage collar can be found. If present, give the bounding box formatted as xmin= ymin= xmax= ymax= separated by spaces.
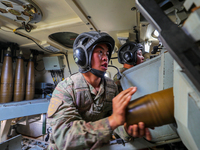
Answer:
xmin=71 ymin=72 xmax=88 ymax=89
xmin=71 ymin=72 xmax=105 ymax=97
xmin=87 ymin=77 xmax=105 ymax=97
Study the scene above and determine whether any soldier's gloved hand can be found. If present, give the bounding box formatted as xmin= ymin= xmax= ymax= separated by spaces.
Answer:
xmin=108 ymin=87 xmax=137 ymax=130
xmin=124 ymin=122 xmax=152 ymax=141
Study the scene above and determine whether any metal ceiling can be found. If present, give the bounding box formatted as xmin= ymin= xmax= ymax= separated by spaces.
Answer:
xmin=0 ymin=0 xmax=174 ymax=53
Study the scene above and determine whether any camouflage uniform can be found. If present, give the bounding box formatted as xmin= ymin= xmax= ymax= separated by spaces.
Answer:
xmin=113 ymin=67 xmax=128 ymax=93
xmin=47 ymin=72 xmax=131 ymax=150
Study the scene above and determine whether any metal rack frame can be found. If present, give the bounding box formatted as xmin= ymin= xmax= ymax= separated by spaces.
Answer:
xmin=0 ymin=99 xmax=50 ymax=121
xmin=0 ymin=99 xmax=50 ymax=143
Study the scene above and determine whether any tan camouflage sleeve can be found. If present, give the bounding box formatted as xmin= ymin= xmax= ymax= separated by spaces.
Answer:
xmin=47 ymin=81 xmax=113 ymax=150
xmin=114 ymin=125 xmax=133 ymax=141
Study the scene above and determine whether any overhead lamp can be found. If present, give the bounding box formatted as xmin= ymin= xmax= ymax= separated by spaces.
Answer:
xmin=145 ymin=43 xmax=150 ymax=53
xmin=151 ymin=30 xmax=160 ymax=38
xmin=145 ymin=41 xmax=152 ymax=53
xmin=49 ymin=32 xmax=79 ymax=49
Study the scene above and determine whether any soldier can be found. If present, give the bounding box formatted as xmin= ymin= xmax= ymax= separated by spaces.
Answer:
xmin=113 ymin=42 xmax=144 ymax=92
xmin=47 ymin=31 xmax=151 ymax=150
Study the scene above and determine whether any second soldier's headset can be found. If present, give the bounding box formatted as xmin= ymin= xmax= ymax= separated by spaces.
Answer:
xmin=73 ymin=31 xmax=115 ymax=78
xmin=118 ymin=42 xmax=143 ymax=65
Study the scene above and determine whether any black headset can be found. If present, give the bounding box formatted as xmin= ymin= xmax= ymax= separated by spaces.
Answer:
xmin=118 ymin=42 xmax=142 ymax=65
xmin=73 ymin=44 xmax=88 ymax=68
xmin=73 ymin=31 xmax=115 ymax=74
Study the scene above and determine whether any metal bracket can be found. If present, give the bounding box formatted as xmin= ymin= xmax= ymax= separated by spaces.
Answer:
xmin=136 ymin=0 xmax=200 ymax=92
xmin=0 ymin=134 xmax=22 ymax=150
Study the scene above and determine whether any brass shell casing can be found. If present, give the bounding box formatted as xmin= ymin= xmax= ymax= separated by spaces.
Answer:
xmin=126 ymin=88 xmax=175 ymax=128
xmin=14 ymin=58 xmax=25 ymax=102
xmin=25 ymin=60 xmax=35 ymax=100
xmin=0 ymin=55 xmax=13 ymax=103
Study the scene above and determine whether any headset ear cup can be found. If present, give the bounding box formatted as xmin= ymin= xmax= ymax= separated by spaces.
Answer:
xmin=123 ymin=51 xmax=133 ymax=63
xmin=73 ymin=47 xmax=86 ymax=66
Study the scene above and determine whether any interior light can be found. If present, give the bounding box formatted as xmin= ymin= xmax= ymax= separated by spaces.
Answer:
xmin=154 ymin=30 xmax=159 ymax=37
xmin=152 ymin=30 xmax=160 ymax=38
xmin=49 ymin=32 xmax=79 ymax=48
xmin=145 ymin=42 xmax=150 ymax=53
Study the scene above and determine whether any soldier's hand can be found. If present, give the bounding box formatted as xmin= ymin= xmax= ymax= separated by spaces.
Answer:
xmin=108 ymin=87 xmax=137 ymax=130
xmin=124 ymin=122 xmax=152 ymax=141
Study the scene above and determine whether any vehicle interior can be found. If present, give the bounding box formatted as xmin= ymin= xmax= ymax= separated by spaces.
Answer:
xmin=0 ymin=0 xmax=200 ymax=149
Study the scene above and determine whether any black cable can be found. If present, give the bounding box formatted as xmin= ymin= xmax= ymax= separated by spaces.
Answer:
xmin=52 ymin=71 xmax=57 ymax=86
xmin=43 ymin=89 xmax=53 ymax=93
xmin=134 ymin=26 xmax=139 ymax=43
xmin=64 ymin=53 xmax=71 ymax=75
xmin=22 ymin=22 xmax=32 ymax=33
xmin=14 ymin=31 xmax=54 ymax=53
xmin=110 ymin=57 xmax=118 ymax=59
xmin=57 ymin=52 xmax=71 ymax=76
xmin=58 ymin=70 xmax=62 ymax=81
xmin=61 ymin=69 xmax=64 ymax=80
xmin=43 ymin=91 xmax=52 ymax=97
xmin=108 ymin=65 xmax=122 ymax=80
xmin=13 ymin=30 xmax=72 ymax=76
xmin=54 ymin=71 xmax=58 ymax=83
xmin=50 ymin=70 xmax=56 ymax=86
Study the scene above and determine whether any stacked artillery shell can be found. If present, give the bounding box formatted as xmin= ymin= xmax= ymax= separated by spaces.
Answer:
xmin=25 ymin=53 xmax=35 ymax=100
xmin=126 ymin=87 xmax=175 ymax=128
xmin=0 ymin=47 xmax=13 ymax=103
xmin=14 ymin=50 xmax=25 ymax=102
